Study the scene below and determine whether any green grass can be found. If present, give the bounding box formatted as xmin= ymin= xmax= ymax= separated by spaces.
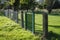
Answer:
xmin=18 ymin=12 xmax=60 ymax=40
xmin=35 ymin=14 xmax=60 ymax=33
xmin=35 ymin=14 xmax=60 ymax=40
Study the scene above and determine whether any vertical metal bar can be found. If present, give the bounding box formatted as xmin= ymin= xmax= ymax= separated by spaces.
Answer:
xmin=25 ymin=10 xmax=27 ymax=30
xmin=32 ymin=10 xmax=35 ymax=33
xmin=8 ymin=9 xmax=9 ymax=18
xmin=13 ymin=11 xmax=18 ymax=23
xmin=15 ymin=11 xmax=18 ymax=23
xmin=9 ymin=9 xmax=11 ymax=18
xmin=21 ymin=10 xmax=24 ymax=28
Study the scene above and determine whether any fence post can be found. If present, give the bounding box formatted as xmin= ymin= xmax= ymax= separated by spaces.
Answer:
xmin=42 ymin=11 xmax=48 ymax=40
xmin=32 ymin=10 xmax=35 ymax=34
xmin=21 ymin=10 xmax=24 ymax=28
xmin=25 ymin=10 xmax=28 ymax=30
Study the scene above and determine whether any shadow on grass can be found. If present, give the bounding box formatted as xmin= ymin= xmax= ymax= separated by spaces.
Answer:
xmin=35 ymin=30 xmax=43 ymax=36
xmin=48 ymin=13 xmax=60 ymax=16
xmin=35 ymin=23 xmax=42 ymax=26
xmin=35 ymin=23 xmax=60 ymax=28
xmin=35 ymin=30 xmax=60 ymax=40
xmin=35 ymin=24 xmax=60 ymax=40
xmin=49 ymin=25 xmax=60 ymax=28
xmin=48 ymin=31 xmax=60 ymax=40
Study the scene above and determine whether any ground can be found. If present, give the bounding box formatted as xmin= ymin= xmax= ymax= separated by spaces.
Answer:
xmin=35 ymin=13 xmax=60 ymax=40
xmin=18 ymin=11 xmax=60 ymax=40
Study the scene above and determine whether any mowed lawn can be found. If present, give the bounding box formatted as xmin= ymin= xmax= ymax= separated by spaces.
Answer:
xmin=35 ymin=14 xmax=60 ymax=40
xmin=18 ymin=11 xmax=60 ymax=40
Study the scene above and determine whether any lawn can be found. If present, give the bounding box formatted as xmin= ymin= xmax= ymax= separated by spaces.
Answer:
xmin=35 ymin=14 xmax=60 ymax=40
xmin=18 ymin=11 xmax=60 ymax=40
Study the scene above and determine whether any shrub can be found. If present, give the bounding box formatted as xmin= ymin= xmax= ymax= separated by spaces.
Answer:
xmin=0 ymin=16 xmax=39 ymax=40
xmin=0 ymin=12 xmax=4 ymax=16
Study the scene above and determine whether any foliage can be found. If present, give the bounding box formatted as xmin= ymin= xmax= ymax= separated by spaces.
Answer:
xmin=9 ymin=0 xmax=15 ymax=5
xmin=20 ymin=0 xmax=29 ymax=4
xmin=0 ymin=12 xmax=4 ymax=16
xmin=0 ymin=16 xmax=39 ymax=40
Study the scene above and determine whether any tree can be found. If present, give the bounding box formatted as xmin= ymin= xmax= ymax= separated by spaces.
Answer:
xmin=45 ymin=0 xmax=56 ymax=13
xmin=13 ymin=0 xmax=20 ymax=23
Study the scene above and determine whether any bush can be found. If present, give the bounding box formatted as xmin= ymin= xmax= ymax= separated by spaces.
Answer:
xmin=0 ymin=16 xmax=39 ymax=40
xmin=0 ymin=12 xmax=4 ymax=16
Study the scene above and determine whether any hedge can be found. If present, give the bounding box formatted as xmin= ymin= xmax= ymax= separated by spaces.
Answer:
xmin=0 ymin=16 xmax=39 ymax=40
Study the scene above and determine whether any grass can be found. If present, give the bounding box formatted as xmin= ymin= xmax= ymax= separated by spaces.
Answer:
xmin=18 ymin=11 xmax=60 ymax=40
xmin=35 ymin=14 xmax=60 ymax=40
